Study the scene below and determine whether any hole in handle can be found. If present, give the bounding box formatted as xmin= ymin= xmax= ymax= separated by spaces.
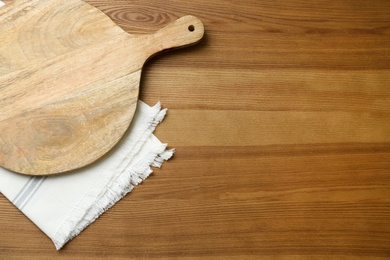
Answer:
xmin=188 ymin=25 xmax=195 ymax=32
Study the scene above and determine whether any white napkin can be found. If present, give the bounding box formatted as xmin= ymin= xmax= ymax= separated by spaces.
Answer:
xmin=0 ymin=1 xmax=174 ymax=250
xmin=0 ymin=100 xmax=174 ymax=249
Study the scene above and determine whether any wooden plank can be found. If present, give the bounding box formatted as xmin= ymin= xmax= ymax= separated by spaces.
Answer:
xmin=0 ymin=0 xmax=389 ymax=258
xmin=154 ymin=110 xmax=390 ymax=146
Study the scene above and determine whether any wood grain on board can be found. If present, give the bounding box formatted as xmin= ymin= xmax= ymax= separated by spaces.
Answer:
xmin=0 ymin=0 xmax=203 ymax=175
xmin=0 ymin=0 xmax=389 ymax=258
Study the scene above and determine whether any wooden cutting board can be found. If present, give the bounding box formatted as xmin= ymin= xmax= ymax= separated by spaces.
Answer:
xmin=0 ymin=0 xmax=204 ymax=175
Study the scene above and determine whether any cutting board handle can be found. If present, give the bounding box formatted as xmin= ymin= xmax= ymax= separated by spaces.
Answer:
xmin=148 ymin=15 xmax=204 ymax=54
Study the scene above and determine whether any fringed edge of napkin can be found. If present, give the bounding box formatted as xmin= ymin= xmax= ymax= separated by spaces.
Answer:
xmin=52 ymin=102 xmax=174 ymax=250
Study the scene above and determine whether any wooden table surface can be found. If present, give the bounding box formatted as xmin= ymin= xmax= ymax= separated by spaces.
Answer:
xmin=1 ymin=0 xmax=390 ymax=258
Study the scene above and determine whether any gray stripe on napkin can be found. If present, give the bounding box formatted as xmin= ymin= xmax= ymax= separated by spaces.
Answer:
xmin=12 ymin=176 xmax=35 ymax=203
xmin=13 ymin=177 xmax=46 ymax=210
